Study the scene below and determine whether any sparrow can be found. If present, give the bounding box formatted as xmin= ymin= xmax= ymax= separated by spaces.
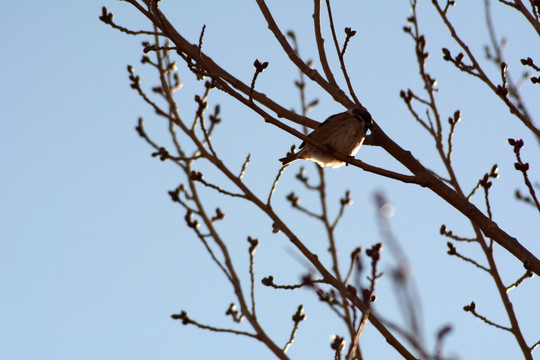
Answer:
xmin=279 ymin=108 xmax=373 ymax=168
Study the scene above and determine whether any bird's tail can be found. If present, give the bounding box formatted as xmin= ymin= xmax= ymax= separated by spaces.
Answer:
xmin=279 ymin=152 xmax=299 ymax=166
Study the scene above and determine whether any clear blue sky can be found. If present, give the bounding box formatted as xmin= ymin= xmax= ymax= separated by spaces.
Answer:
xmin=1 ymin=1 xmax=539 ymax=359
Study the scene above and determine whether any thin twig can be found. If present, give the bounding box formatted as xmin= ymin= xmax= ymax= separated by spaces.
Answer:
xmin=250 ymin=60 xmax=269 ymax=102
xmin=196 ymin=176 xmax=247 ymax=199
xmin=508 ymin=139 xmax=540 ymax=212
xmin=239 ymin=154 xmax=251 ymax=179
xmin=463 ymin=301 xmax=512 ymax=332
xmin=267 ymin=166 xmax=287 ymax=206
xmin=506 ymin=270 xmax=534 ymax=292
xmin=261 ymin=276 xmax=326 ymax=290
xmin=347 ymin=243 xmax=382 ymax=359
xmin=325 ymin=0 xmax=362 ymax=105
xmin=331 ymin=190 xmax=352 ymax=231
xmin=171 ymin=311 xmax=258 ymax=338
xmin=446 ymin=242 xmax=490 ymax=272
xmin=483 ymin=184 xmax=493 ymax=220
xmin=283 ymin=305 xmax=306 ymax=353
xmin=248 ymin=237 xmax=259 ymax=317
xmin=99 ymin=7 xmax=164 ymax=36
xmin=440 ymin=225 xmax=477 ymax=243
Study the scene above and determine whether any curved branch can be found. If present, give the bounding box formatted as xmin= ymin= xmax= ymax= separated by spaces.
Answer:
xmin=256 ymin=0 xmax=352 ymax=106
xmin=312 ymin=0 xmax=340 ymax=88
xmin=324 ymin=0 xmax=362 ymax=105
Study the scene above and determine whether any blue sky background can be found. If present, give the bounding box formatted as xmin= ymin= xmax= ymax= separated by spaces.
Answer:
xmin=1 ymin=1 xmax=539 ymax=359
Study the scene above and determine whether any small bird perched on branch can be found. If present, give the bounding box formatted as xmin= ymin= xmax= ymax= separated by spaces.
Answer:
xmin=279 ymin=108 xmax=373 ymax=168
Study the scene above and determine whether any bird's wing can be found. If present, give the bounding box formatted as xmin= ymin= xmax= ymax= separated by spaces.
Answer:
xmin=299 ymin=113 xmax=343 ymax=148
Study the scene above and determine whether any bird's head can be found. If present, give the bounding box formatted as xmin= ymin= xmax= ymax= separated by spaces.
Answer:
xmin=348 ymin=107 xmax=374 ymax=131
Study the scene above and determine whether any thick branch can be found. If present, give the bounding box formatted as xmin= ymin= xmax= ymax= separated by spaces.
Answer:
xmin=370 ymin=126 xmax=540 ymax=275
